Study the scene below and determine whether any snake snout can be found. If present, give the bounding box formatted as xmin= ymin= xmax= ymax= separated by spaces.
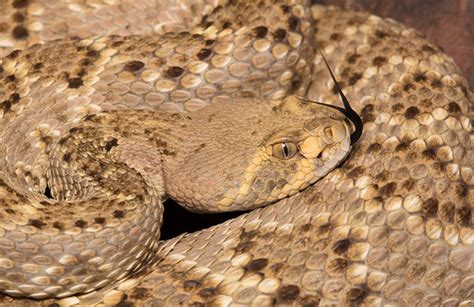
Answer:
xmin=299 ymin=121 xmax=350 ymax=159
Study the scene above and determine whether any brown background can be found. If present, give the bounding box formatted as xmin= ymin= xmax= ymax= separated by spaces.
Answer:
xmin=313 ymin=0 xmax=474 ymax=89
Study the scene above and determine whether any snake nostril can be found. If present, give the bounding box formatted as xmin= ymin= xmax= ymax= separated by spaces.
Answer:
xmin=324 ymin=127 xmax=333 ymax=140
xmin=317 ymin=151 xmax=323 ymax=159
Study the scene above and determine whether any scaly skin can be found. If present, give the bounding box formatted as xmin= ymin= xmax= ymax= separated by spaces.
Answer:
xmin=0 ymin=0 xmax=473 ymax=306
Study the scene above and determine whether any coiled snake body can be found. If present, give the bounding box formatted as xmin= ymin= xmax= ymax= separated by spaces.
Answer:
xmin=0 ymin=0 xmax=473 ymax=305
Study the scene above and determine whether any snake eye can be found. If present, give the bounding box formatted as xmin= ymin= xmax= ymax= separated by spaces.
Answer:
xmin=272 ymin=142 xmax=297 ymax=160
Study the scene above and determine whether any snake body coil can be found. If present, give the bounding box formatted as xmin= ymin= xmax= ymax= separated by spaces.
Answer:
xmin=0 ymin=0 xmax=472 ymax=305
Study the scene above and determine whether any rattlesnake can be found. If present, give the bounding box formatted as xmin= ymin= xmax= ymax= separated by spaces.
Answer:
xmin=0 ymin=0 xmax=473 ymax=306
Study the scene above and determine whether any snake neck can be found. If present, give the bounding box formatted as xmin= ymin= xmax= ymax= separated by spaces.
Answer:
xmin=44 ymin=110 xmax=193 ymax=201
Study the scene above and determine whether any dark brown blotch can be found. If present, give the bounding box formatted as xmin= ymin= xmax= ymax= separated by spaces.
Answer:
xmin=375 ymin=30 xmax=389 ymax=39
xmin=422 ymin=148 xmax=437 ymax=160
xmin=347 ymin=53 xmax=360 ymax=64
xmin=404 ymin=106 xmax=420 ymax=119
xmin=288 ymin=16 xmax=299 ymax=31
xmin=280 ymin=5 xmax=290 ymax=13
xmin=332 ymin=238 xmax=351 ymax=255
xmin=253 ymin=26 xmax=268 ymax=38
xmin=53 ymin=221 xmax=64 ymax=230
xmin=129 ymin=287 xmax=150 ymax=300
xmin=12 ymin=0 xmax=29 ymax=8
xmin=367 ymin=143 xmax=382 ymax=153
xmin=277 ymin=284 xmax=300 ymax=303
xmin=361 ymin=104 xmax=375 ymax=122
xmin=212 ymin=5 xmax=223 ymax=14
xmin=454 ymin=183 xmax=468 ymax=198
xmin=298 ymin=295 xmax=321 ymax=307
xmin=391 ymin=103 xmax=404 ymax=112
xmin=330 ymin=32 xmax=342 ymax=41
xmin=198 ymin=287 xmax=216 ymax=299
xmin=348 ymin=72 xmax=362 ymax=85
xmin=291 ymin=77 xmax=301 ymax=91
xmin=68 ymin=78 xmax=83 ymax=89
xmin=422 ymin=198 xmax=438 ymax=217
xmin=5 ymin=74 xmax=16 ymax=82
xmin=396 ymin=141 xmax=410 ymax=151
xmin=402 ymin=179 xmax=415 ymax=191
xmin=86 ymin=50 xmax=99 ymax=57
xmin=455 ymin=207 xmax=471 ymax=226
xmin=273 ymin=28 xmax=287 ymax=42
xmin=111 ymin=40 xmax=124 ymax=48
xmin=372 ymin=56 xmax=387 ymax=66
xmin=202 ymin=21 xmax=214 ymax=28
xmin=29 ymin=219 xmax=46 ymax=229
xmin=235 ymin=241 xmax=255 ymax=253
xmin=345 ymin=286 xmax=368 ymax=304
xmin=326 ymin=257 xmax=348 ymax=274
xmin=299 ymin=223 xmax=312 ymax=233
xmin=439 ymin=202 xmax=455 ymax=223
xmin=239 ymin=229 xmax=258 ymax=241
xmin=69 ymin=127 xmax=83 ymax=134
xmin=269 ymin=262 xmax=284 ymax=274
xmin=447 ymin=101 xmax=462 ymax=114
xmin=75 ymin=220 xmax=87 ymax=228
xmin=12 ymin=13 xmax=25 ymax=23
xmin=414 ymin=73 xmax=427 ymax=82
xmin=375 ymin=170 xmax=390 ymax=182
xmin=379 ymin=182 xmax=397 ymax=197
xmin=33 ymin=62 xmax=43 ymax=70
xmin=124 ymin=60 xmax=145 ymax=72
xmin=317 ymin=223 xmax=332 ymax=236
xmin=94 ymin=217 xmax=106 ymax=225
xmin=431 ymin=78 xmax=443 ymax=88
xmin=63 ymin=152 xmax=72 ymax=162
xmin=113 ymin=210 xmax=126 ymax=219
xmin=2 ymin=99 xmax=14 ymax=113
xmin=246 ymin=258 xmax=268 ymax=272
xmin=10 ymin=93 xmax=20 ymax=103
xmin=12 ymin=25 xmax=30 ymax=39
xmin=162 ymin=148 xmax=176 ymax=156
xmin=104 ymin=138 xmax=118 ymax=152
xmin=403 ymin=82 xmax=415 ymax=92
xmin=222 ymin=21 xmax=232 ymax=29
xmin=197 ymin=48 xmax=212 ymax=60
xmin=165 ymin=66 xmax=185 ymax=78
xmin=183 ymin=280 xmax=201 ymax=291
xmin=347 ymin=166 xmax=365 ymax=179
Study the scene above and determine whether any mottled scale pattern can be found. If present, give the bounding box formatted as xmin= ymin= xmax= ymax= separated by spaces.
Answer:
xmin=0 ymin=0 xmax=473 ymax=306
xmin=1 ymin=0 xmax=314 ymax=203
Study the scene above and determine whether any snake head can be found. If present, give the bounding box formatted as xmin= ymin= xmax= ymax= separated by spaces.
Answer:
xmin=165 ymin=96 xmax=358 ymax=213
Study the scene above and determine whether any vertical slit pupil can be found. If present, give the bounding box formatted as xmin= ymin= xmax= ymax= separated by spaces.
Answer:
xmin=283 ymin=143 xmax=289 ymax=158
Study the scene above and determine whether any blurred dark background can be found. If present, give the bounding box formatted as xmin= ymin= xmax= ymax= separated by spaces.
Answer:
xmin=313 ymin=0 xmax=474 ymax=89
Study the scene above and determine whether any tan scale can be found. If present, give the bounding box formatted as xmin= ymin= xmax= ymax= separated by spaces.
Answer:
xmin=0 ymin=0 xmax=473 ymax=306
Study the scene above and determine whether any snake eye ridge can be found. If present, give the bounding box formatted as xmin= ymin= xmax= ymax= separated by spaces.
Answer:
xmin=272 ymin=142 xmax=297 ymax=160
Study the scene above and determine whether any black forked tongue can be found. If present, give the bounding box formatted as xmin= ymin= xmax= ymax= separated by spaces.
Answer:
xmin=319 ymin=50 xmax=363 ymax=145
